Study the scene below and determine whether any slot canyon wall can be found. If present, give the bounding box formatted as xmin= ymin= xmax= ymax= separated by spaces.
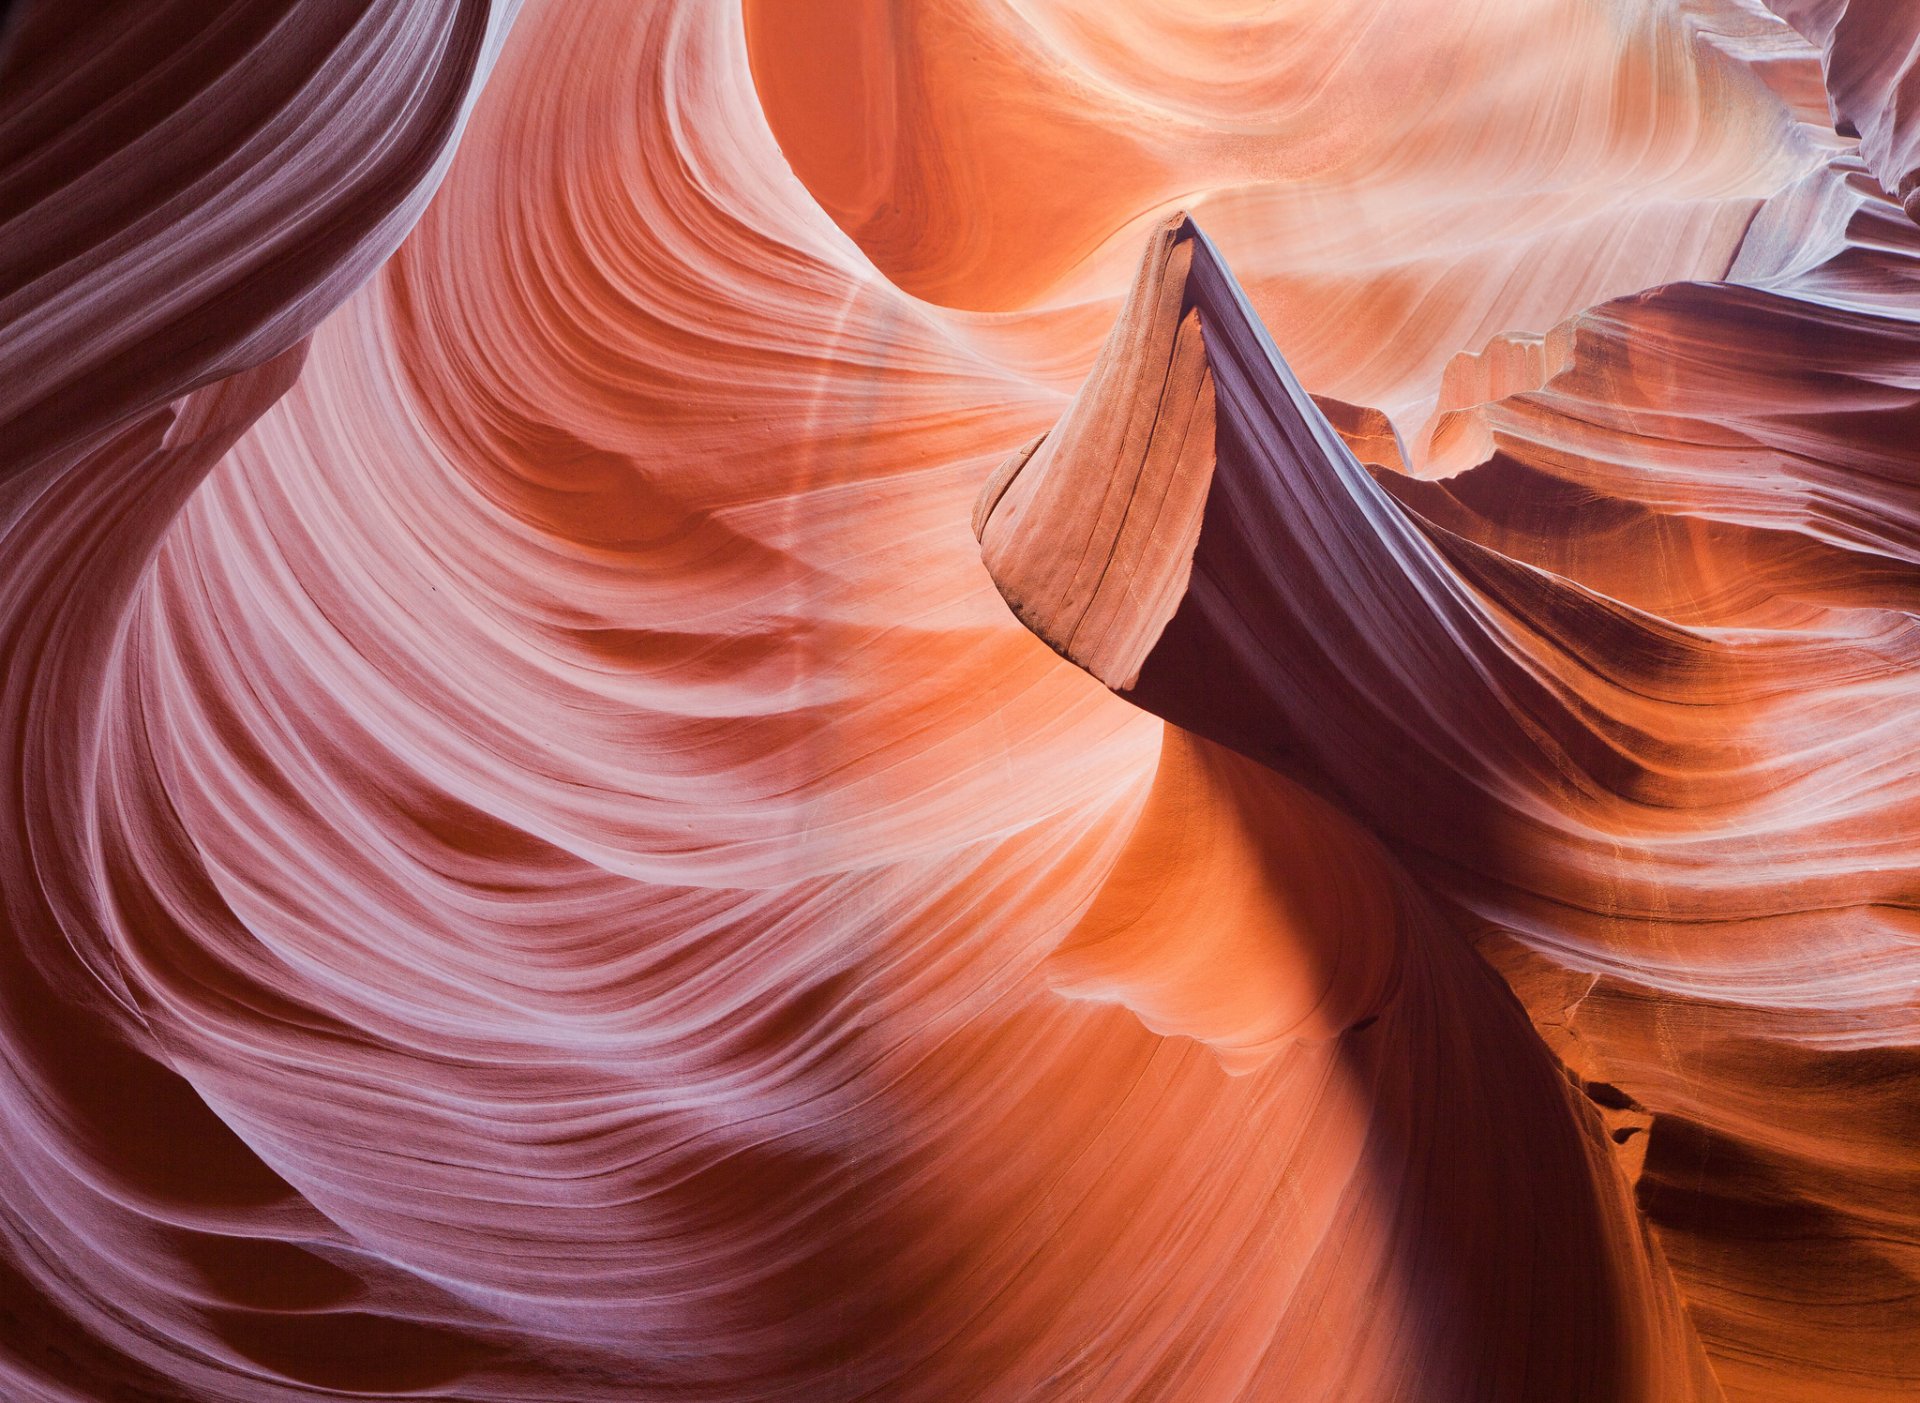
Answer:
xmin=0 ymin=1 xmax=1915 ymax=1398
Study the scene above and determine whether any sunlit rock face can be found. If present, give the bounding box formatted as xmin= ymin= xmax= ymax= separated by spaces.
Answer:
xmin=1 ymin=0 xmax=1916 ymax=1399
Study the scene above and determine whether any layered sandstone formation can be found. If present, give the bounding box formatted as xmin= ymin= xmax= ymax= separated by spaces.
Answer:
xmin=976 ymin=194 xmax=1920 ymax=1403
xmin=1 ymin=0 xmax=1917 ymax=1399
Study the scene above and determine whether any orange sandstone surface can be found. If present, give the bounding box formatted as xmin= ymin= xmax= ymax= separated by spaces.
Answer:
xmin=0 ymin=0 xmax=1915 ymax=1399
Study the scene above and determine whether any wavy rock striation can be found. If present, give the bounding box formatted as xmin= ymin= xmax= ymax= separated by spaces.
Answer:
xmin=977 ymin=190 xmax=1920 ymax=1401
xmin=3 ymin=0 xmax=1918 ymax=1398
xmin=0 ymin=1 xmax=512 ymax=1395
xmin=1766 ymin=0 xmax=1920 ymax=220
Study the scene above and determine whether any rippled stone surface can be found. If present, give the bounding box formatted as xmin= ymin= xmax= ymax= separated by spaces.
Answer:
xmin=1 ymin=1 xmax=1916 ymax=1398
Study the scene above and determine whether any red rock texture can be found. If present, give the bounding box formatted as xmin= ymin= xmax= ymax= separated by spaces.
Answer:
xmin=1 ymin=0 xmax=1917 ymax=1398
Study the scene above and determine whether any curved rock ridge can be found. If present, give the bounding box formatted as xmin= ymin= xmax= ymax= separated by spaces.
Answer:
xmin=975 ymin=216 xmax=1726 ymax=1403
xmin=0 ymin=0 xmax=516 ymax=479
xmin=0 ymin=1 xmax=512 ymax=1396
xmin=1391 ymin=153 xmax=1920 ymax=1399
xmin=1765 ymin=0 xmax=1920 ymax=221
xmin=978 ymin=211 xmax=1687 ymax=861
xmin=978 ymin=184 xmax=1920 ymax=1399
xmin=975 ymin=215 xmax=1218 ymax=690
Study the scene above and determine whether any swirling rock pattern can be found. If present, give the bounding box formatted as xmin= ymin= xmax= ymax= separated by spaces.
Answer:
xmin=1 ymin=0 xmax=1916 ymax=1399
xmin=1766 ymin=0 xmax=1920 ymax=220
